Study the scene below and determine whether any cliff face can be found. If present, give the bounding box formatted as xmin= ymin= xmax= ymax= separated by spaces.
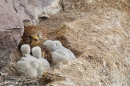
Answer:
xmin=0 ymin=0 xmax=130 ymax=86
xmin=13 ymin=0 xmax=62 ymax=25
xmin=0 ymin=0 xmax=23 ymax=68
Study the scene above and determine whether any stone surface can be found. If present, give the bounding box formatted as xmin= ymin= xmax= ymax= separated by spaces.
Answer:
xmin=13 ymin=0 xmax=62 ymax=25
xmin=0 ymin=0 xmax=24 ymax=69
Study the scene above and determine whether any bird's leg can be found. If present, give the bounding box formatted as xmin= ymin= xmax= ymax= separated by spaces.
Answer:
xmin=41 ymin=48 xmax=46 ymax=58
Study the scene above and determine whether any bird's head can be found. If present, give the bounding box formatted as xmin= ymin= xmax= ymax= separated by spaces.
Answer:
xmin=32 ymin=32 xmax=43 ymax=41
xmin=32 ymin=46 xmax=42 ymax=58
xmin=20 ymin=44 xmax=31 ymax=56
xmin=43 ymin=40 xmax=62 ymax=52
xmin=32 ymin=35 xmax=39 ymax=41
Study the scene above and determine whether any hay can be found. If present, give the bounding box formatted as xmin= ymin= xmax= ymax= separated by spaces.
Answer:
xmin=48 ymin=6 xmax=129 ymax=57
xmin=46 ymin=0 xmax=130 ymax=58
xmin=49 ymin=24 xmax=84 ymax=56
xmin=40 ymin=1 xmax=130 ymax=85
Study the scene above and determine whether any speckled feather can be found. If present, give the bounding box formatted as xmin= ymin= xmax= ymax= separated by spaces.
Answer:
xmin=20 ymin=25 xmax=48 ymax=48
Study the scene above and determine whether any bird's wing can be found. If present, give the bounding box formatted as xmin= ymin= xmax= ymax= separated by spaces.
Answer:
xmin=16 ymin=61 xmax=30 ymax=73
xmin=66 ymin=49 xmax=76 ymax=59
xmin=52 ymin=50 xmax=68 ymax=64
xmin=40 ymin=58 xmax=50 ymax=69
xmin=28 ymin=57 xmax=40 ymax=69
xmin=57 ymin=47 xmax=76 ymax=59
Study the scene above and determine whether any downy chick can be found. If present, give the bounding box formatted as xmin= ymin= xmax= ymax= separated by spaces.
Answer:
xmin=16 ymin=44 xmax=39 ymax=78
xmin=32 ymin=46 xmax=50 ymax=78
xmin=43 ymin=40 xmax=76 ymax=66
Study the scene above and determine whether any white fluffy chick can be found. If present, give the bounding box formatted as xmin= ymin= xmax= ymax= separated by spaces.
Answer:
xmin=32 ymin=46 xmax=50 ymax=78
xmin=43 ymin=40 xmax=76 ymax=65
xmin=20 ymin=44 xmax=30 ymax=57
xmin=16 ymin=44 xmax=39 ymax=78
xmin=16 ymin=60 xmax=38 ymax=78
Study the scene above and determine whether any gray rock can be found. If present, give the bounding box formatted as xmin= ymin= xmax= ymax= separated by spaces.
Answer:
xmin=0 ymin=0 xmax=24 ymax=69
xmin=13 ymin=0 xmax=62 ymax=25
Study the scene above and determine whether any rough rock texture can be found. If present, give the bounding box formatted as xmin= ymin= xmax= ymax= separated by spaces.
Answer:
xmin=0 ymin=0 xmax=24 ymax=69
xmin=40 ymin=0 xmax=130 ymax=86
xmin=13 ymin=0 xmax=62 ymax=25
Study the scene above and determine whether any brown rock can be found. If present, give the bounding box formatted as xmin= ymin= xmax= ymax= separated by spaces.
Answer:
xmin=0 ymin=0 xmax=24 ymax=69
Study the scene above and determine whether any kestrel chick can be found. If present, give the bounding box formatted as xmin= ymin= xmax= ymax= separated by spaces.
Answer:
xmin=32 ymin=46 xmax=50 ymax=78
xmin=43 ymin=40 xmax=76 ymax=66
xmin=16 ymin=44 xmax=40 ymax=78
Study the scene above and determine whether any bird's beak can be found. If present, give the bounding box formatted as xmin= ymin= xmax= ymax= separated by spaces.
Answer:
xmin=32 ymin=35 xmax=39 ymax=41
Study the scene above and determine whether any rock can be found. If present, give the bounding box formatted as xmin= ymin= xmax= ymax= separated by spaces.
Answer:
xmin=13 ymin=0 xmax=62 ymax=25
xmin=0 ymin=0 xmax=24 ymax=69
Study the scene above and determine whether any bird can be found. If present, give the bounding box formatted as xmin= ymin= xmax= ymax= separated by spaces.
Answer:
xmin=20 ymin=25 xmax=51 ymax=63
xmin=43 ymin=40 xmax=76 ymax=66
xmin=20 ymin=25 xmax=48 ymax=48
xmin=32 ymin=46 xmax=50 ymax=78
xmin=16 ymin=44 xmax=40 ymax=78
xmin=20 ymin=44 xmax=31 ymax=57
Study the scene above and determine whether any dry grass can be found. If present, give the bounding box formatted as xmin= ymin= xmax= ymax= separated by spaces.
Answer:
xmin=39 ymin=1 xmax=130 ymax=85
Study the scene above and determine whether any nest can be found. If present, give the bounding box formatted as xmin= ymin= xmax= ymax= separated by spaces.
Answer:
xmin=48 ymin=5 xmax=129 ymax=57
xmin=48 ymin=21 xmax=90 ymax=57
